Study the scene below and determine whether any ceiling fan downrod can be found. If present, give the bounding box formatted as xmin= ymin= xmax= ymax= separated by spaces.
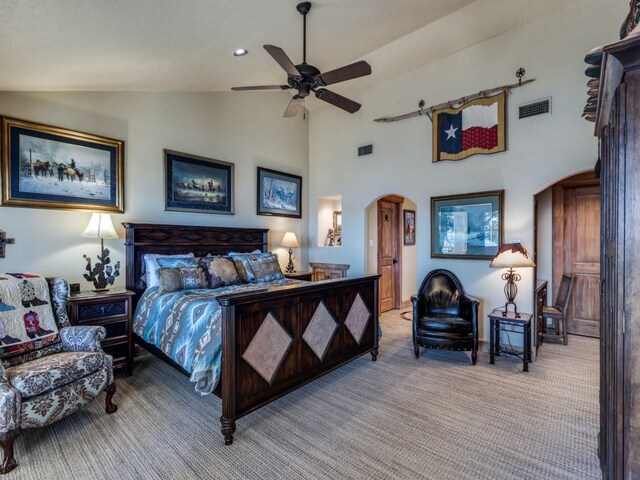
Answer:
xmin=297 ymin=2 xmax=311 ymax=64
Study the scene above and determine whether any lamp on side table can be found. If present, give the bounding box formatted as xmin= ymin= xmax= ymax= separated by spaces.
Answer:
xmin=281 ymin=232 xmax=300 ymax=273
xmin=490 ymin=242 xmax=535 ymax=318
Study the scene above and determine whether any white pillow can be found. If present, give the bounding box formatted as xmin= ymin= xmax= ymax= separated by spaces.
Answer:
xmin=143 ymin=253 xmax=195 ymax=289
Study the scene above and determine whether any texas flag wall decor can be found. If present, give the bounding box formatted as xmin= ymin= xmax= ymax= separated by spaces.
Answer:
xmin=432 ymin=92 xmax=506 ymax=162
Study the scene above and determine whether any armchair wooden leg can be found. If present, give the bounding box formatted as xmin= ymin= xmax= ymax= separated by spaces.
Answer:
xmin=105 ymin=383 xmax=117 ymax=414
xmin=414 ymin=344 xmax=420 ymax=359
xmin=562 ymin=317 xmax=568 ymax=346
xmin=471 ymin=350 xmax=478 ymax=365
xmin=0 ymin=428 xmax=20 ymax=474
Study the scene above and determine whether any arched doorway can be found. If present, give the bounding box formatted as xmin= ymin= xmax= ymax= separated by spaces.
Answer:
xmin=365 ymin=194 xmax=417 ymax=313
xmin=534 ymin=170 xmax=600 ymax=340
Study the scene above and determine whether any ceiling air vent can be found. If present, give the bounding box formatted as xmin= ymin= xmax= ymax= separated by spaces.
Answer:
xmin=358 ymin=144 xmax=374 ymax=157
xmin=519 ymin=98 xmax=551 ymax=119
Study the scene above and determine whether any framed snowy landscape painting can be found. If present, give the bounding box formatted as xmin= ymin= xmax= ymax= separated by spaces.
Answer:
xmin=257 ymin=167 xmax=302 ymax=218
xmin=1 ymin=116 xmax=124 ymax=212
xmin=165 ymin=150 xmax=234 ymax=214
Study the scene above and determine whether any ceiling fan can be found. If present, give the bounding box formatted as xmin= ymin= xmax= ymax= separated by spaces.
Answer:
xmin=231 ymin=1 xmax=372 ymax=118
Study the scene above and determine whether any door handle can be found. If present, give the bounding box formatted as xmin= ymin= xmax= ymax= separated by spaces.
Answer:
xmin=393 ymin=258 xmax=398 ymax=264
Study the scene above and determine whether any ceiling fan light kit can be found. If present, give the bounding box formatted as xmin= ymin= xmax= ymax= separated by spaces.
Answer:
xmin=231 ymin=2 xmax=371 ymax=118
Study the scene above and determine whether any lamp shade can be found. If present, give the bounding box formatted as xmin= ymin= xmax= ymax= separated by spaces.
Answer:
xmin=81 ymin=213 xmax=119 ymax=239
xmin=490 ymin=242 xmax=535 ymax=268
xmin=281 ymin=232 xmax=300 ymax=248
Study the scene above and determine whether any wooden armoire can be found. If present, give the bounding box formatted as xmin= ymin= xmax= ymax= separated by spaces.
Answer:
xmin=590 ymin=4 xmax=640 ymax=477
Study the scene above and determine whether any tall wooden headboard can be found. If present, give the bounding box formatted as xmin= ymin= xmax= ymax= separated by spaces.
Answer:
xmin=122 ymin=222 xmax=268 ymax=306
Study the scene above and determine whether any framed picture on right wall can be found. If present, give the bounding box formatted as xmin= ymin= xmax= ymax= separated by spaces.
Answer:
xmin=431 ymin=190 xmax=504 ymax=260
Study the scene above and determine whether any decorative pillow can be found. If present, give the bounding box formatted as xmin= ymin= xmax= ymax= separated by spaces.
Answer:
xmin=247 ymin=253 xmax=284 ymax=282
xmin=0 ymin=273 xmax=61 ymax=364
xmin=228 ymin=252 xmax=284 ymax=283
xmin=198 ymin=256 xmax=241 ymax=289
xmin=156 ymin=257 xmax=198 ymax=269
xmin=228 ymin=250 xmax=262 ymax=255
xmin=229 ymin=255 xmax=254 ymax=283
xmin=143 ymin=253 xmax=195 ymax=289
xmin=157 ymin=267 xmax=208 ymax=294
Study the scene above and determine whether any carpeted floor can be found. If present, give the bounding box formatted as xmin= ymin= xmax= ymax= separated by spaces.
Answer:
xmin=7 ymin=311 xmax=600 ymax=480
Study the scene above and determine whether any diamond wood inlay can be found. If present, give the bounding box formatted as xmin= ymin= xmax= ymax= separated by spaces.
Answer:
xmin=303 ymin=301 xmax=338 ymax=361
xmin=345 ymin=293 xmax=371 ymax=345
xmin=242 ymin=312 xmax=293 ymax=385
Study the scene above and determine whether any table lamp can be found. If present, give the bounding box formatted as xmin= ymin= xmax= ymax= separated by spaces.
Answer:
xmin=281 ymin=232 xmax=300 ymax=273
xmin=81 ymin=213 xmax=121 ymax=292
xmin=490 ymin=242 xmax=535 ymax=318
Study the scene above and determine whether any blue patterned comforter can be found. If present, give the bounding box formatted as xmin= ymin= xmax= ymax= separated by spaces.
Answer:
xmin=133 ymin=279 xmax=298 ymax=395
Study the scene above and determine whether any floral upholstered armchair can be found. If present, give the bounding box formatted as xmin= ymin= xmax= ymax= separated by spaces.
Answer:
xmin=0 ymin=275 xmax=116 ymax=474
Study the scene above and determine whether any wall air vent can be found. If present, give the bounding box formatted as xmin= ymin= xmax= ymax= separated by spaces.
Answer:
xmin=519 ymin=98 xmax=551 ymax=119
xmin=358 ymin=144 xmax=374 ymax=157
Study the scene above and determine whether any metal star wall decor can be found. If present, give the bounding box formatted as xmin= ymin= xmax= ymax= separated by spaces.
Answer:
xmin=0 ymin=231 xmax=15 ymax=258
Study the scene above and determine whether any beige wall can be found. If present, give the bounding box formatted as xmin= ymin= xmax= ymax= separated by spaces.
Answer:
xmin=0 ymin=91 xmax=308 ymax=286
xmin=308 ymin=0 xmax=624 ymax=342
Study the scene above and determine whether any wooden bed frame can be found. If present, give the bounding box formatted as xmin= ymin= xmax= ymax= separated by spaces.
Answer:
xmin=123 ymin=223 xmax=379 ymax=445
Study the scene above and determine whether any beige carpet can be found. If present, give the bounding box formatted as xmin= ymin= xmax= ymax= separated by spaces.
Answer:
xmin=7 ymin=311 xmax=600 ymax=480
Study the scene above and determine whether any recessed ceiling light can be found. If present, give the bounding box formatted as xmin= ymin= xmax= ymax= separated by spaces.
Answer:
xmin=233 ymin=49 xmax=248 ymax=57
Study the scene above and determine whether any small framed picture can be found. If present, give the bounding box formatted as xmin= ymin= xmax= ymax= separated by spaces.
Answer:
xmin=164 ymin=150 xmax=234 ymax=214
xmin=431 ymin=190 xmax=504 ymax=260
xmin=257 ymin=167 xmax=302 ymax=218
xmin=403 ymin=209 xmax=416 ymax=246
xmin=1 ymin=116 xmax=124 ymax=212
xmin=333 ymin=210 xmax=342 ymax=234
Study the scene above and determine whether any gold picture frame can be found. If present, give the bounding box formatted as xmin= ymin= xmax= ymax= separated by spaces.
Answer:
xmin=1 ymin=116 xmax=124 ymax=212
xmin=333 ymin=210 xmax=342 ymax=234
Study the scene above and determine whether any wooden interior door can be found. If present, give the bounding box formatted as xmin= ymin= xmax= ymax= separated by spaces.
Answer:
xmin=561 ymin=185 xmax=601 ymax=337
xmin=377 ymin=196 xmax=402 ymax=312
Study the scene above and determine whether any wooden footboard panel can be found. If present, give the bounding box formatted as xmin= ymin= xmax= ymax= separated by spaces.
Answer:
xmin=217 ymin=275 xmax=379 ymax=444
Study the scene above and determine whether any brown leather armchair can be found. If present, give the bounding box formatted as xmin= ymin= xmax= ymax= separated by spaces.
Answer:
xmin=411 ymin=269 xmax=479 ymax=364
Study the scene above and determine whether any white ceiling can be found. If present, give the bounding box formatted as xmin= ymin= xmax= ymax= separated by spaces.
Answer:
xmin=0 ymin=0 xmax=579 ymax=94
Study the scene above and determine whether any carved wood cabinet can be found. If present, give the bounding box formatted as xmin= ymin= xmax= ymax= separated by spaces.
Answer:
xmin=594 ymin=29 xmax=640 ymax=479
xmin=534 ymin=280 xmax=547 ymax=353
xmin=309 ymin=262 xmax=350 ymax=281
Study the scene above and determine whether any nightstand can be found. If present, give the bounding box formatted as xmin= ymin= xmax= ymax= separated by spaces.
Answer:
xmin=67 ymin=288 xmax=135 ymax=376
xmin=284 ymin=271 xmax=313 ymax=281
xmin=488 ymin=309 xmax=533 ymax=372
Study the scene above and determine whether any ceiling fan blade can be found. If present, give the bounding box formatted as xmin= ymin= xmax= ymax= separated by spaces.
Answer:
xmin=316 ymin=61 xmax=371 ymax=86
xmin=315 ymin=89 xmax=361 ymax=114
xmin=264 ymin=45 xmax=301 ymax=77
xmin=283 ymin=95 xmax=305 ymax=118
xmin=231 ymin=85 xmax=290 ymax=91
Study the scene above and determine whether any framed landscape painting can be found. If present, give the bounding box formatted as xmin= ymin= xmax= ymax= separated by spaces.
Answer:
xmin=431 ymin=190 xmax=503 ymax=260
xmin=1 ymin=116 xmax=124 ymax=212
xmin=165 ymin=150 xmax=234 ymax=214
xmin=257 ymin=167 xmax=302 ymax=218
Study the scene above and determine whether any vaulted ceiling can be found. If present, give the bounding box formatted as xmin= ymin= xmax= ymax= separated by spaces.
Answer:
xmin=0 ymin=0 xmax=580 ymax=92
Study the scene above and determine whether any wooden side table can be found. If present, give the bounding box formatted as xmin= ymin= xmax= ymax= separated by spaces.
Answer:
xmin=489 ymin=309 xmax=533 ymax=372
xmin=284 ymin=271 xmax=313 ymax=281
xmin=67 ymin=288 xmax=135 ymax=375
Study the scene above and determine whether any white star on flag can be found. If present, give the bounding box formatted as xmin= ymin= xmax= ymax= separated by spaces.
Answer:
xmin=445 ymin=124 xmax=458 ymax=140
